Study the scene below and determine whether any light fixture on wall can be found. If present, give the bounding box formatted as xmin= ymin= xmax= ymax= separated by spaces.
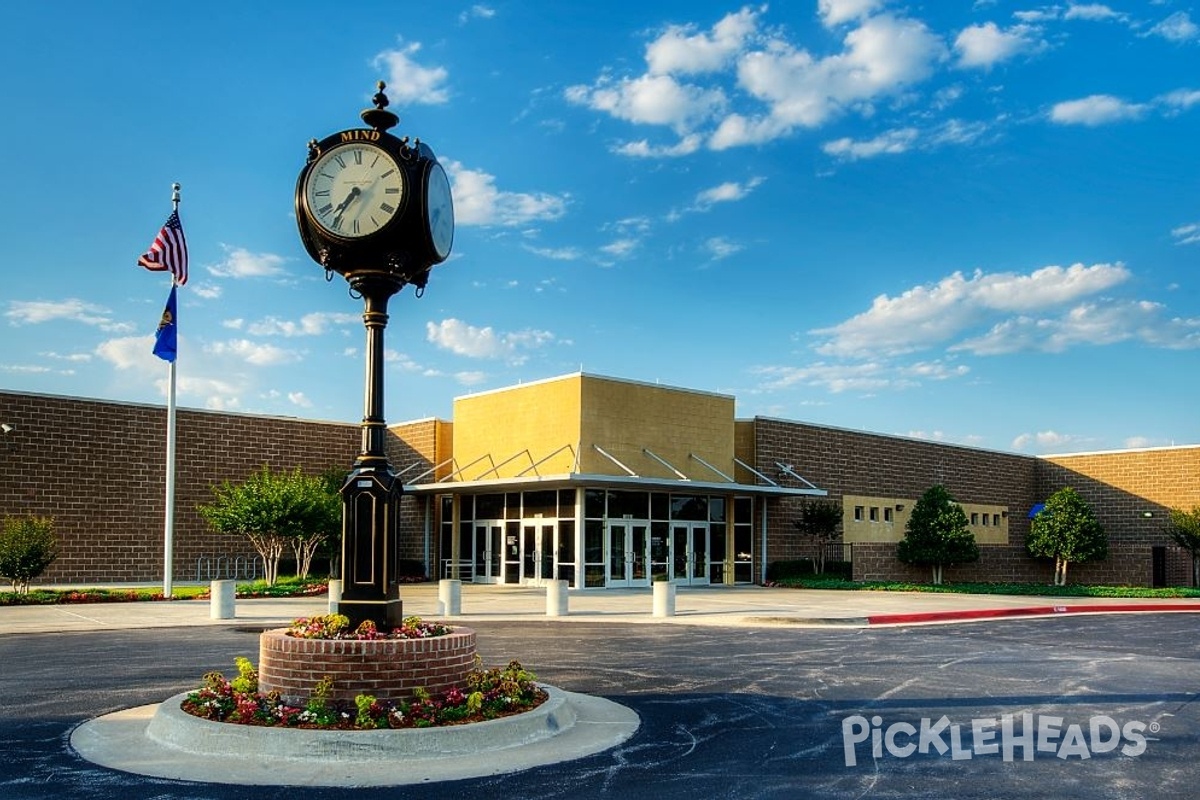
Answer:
xmin=1143 ymin=511 xmax=1154 ymax=518
xmin=1 ymin=423 xmax=13 ymax=434
xmin=895 ymin=503 xmax=905 ymax=511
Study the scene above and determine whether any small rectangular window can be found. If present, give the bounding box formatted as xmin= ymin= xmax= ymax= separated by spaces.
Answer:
xmin=993 ymin=514 xmax=1001 ymax=526
xmin=869 ymin=507 xmax=879 ymax=522
xmin=883 ymin=507 xmax=893 ymax=523
xmin=854 ymin=506 xmax=864 ymax=521
xmin=970 ymin=512 xmax=979 ymax=525
xmin=982 ymin=514 xmax=989 ymax=526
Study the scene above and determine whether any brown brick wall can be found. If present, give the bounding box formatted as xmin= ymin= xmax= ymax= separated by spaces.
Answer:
xmin=258 ymin=627 xmax=477 ymax=705
xmin=0 ymin=390 xmax=361 ymax=585
xmin=752 ymin=419 xmax=1199 ymax=586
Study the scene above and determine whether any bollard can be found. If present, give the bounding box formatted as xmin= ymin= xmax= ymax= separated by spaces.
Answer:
xmin=546 ymin=580 xmax=569 ymax=617
xmin=210 ymin=579 xmax=236 ymax=620
xmin=438 ymin=578 xmax=462 ymax=617
xmin=327 ymin=579 xmax=342 ymax=614
xmin=652 ymin=580 xmax=676 ymax=618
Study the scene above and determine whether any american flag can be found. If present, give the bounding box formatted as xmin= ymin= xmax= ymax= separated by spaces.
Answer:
xmin=138 ymin=210 xmax=188 ymax=285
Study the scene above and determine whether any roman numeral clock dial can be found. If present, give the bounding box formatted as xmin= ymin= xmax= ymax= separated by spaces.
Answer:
xmin=303 ymin=142 xmax=405 ymax=239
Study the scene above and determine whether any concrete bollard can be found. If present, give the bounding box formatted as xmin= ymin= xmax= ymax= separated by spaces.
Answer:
xmin=438 ymin=579 xmax=462 ymax=617
xmin=210 ymin=579 xmax=236 ymax=620
xmin=326 ymin=579 xmax=342 ymax=614
xmin=546 ymin=580 xmax=569 ymax=617
xmin=652 ymin=580 xmax=676 ymax=618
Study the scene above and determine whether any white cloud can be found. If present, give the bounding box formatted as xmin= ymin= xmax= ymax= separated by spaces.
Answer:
xmin=95 ymin=335 xmax=159 ymax=371
xmin=565 ymin=73 xmax=726 ymax=133
xmin=600 ymin=239 xmax=639 ymax=257
xmin=814 ymin=263 xmax=1130 ymax=357
xmin=287 ymin=391 xmax=312 ymax=408
xmin=190 ymin=283 xmax=222 ymax=300
xmin=613 ymin=134 xmax=704 ymax=158
xmin=818 ymin=0 xmax=884 ymax=28
xmin=455 ymin=370 xmax=488 ymax=386
xmin=426 ymin=318 xmax=555 ymax=364
xmin=523 ymin=244 xmax=583 ymax=261
xmin=372 ymin=42 xmax=450 ymax=105
xmin=823 ymin=128 xmax=918 ymax=159
xmin=207 ymin=245 xmax=287 ymax=278
xmin=572 ymin=8 xmax=945 ymax=152
xmin=445 ymin=161 xmax=569 ymax=227
xmin=954 ymin=22 xmax=1046 ymax=69
xmin=752 ymin=358 xmax=968 ymax=394
xmin=245 ymin=312 xmax=359 ymax=337
xmin=1147 ymin=11 xmax=1199 ymax=42
xmin=1171 ymin=222 xmax=1200 ymax=245
xmin=205 ymin=339 xmax=301 ymax=367
xmin=1064 ymin=4 xmax=1126 ymax=22
xmin=1160 ymin=89 xmax=1200 ymax=112
xmin=693 ymin=177 xmax=766 ymax=209
xmin=645 ymin=6 xmax=761 ymax=75
xmin=704 ymin=237 xmax=744 ymax=260
xmin=458 ymin=4 xmax=495 ymax=24
xmin=1011 ymin=430 xmax=1095 ymax=454
xmin=6 ymin=299 xmax=132 ymax=333
xmin=1050 ymin=94 xmax=1147 ymax=125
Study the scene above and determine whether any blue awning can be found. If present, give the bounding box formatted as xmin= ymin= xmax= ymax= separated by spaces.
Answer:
xmin=1027 ymin=503 xmax=1045 ymax=518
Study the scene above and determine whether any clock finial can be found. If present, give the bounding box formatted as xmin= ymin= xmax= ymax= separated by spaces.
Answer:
xmin=361 ymin=81 xmax=399 ymax=132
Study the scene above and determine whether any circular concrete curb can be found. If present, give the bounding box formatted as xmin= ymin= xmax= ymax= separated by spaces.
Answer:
xmin=70 ymin=685 xmax=639 ymax=786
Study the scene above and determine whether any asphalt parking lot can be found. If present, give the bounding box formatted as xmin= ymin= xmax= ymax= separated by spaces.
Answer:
xmin=1 ymin=612 xmax=1197 ymax=799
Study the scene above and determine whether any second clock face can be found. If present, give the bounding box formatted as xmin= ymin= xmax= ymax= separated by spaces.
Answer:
xmin=304 ymin=142 xmax=404 ymax=239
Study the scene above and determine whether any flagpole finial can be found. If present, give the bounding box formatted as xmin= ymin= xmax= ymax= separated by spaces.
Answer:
xmin=171 ymin=183 xmax=181 ymax=210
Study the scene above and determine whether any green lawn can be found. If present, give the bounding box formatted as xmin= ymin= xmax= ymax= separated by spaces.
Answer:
xmin=771 ymin=576 xmax=1200 ymax=598
xmin=0 ymin=576 xmax=330 ymax=606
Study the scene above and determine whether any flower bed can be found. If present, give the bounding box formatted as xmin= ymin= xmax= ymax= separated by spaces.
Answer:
xmin=182 ymin=656 xmax=545 ymax=730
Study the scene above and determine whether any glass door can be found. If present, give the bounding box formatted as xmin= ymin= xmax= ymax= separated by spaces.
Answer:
xmin=607 ymin=521 xmax=650 ymax=587
xmin=670 ymin=523 xmax=710 ymax=585
xmin=472 ymin=523 xmax=501 ymax=583
xmin=521 ymin=523 xmax=557 ymax=585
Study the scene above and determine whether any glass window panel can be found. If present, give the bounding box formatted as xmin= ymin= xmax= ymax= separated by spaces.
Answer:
xmin=558 ymin=520 xmax=576 ymax=562
xmin=734 ymin=497 xmax=752 ymax=524
xmin=522 ymin=490 xmax=557 ymax=517
xmin=734 ymin=562 xmax=753 ymax=583
xmin=505 ymin=493 xmax=521 ymax=519
xmin=584 ymin=489 xmax=606 ymax=519
xmin=710 ymin=523 xmax=727 ymax=561
xmin=651 ymin=492 xmax=670 ymax=521
xmin=607 ymin=490 xmax=648 ymax=519
xmin=671 ymin=495 xmax=707 ymax=521
xmin=734 ymin=524 xmax=753 ymax=563
xmin=559 ymin=489 xmax=576 ymax=518
xmin=585 ymin=565 xmax=606 ymax=588
xmin=584 ymin=520 xmax=604 ymax=563
xmin=709 ymin=497 xmax=726 ymax=522
xmin=475 ymin=493 xmax=504 ymax=520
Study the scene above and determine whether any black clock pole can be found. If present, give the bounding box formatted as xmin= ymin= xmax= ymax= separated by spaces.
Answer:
xmin=296 ymin=82 xmax=453 ymax=630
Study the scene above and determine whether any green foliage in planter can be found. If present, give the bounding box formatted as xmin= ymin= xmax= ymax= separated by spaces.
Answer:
xmin=896 ymin=485 xmax=979 ymax=585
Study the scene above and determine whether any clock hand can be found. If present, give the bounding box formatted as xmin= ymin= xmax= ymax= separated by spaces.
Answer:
xmin=330 ymin=186 xmax=362 ymax=229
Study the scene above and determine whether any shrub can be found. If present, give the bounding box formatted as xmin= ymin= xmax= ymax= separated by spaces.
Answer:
xmin=0 ymin=516 xmax=58 ymax=593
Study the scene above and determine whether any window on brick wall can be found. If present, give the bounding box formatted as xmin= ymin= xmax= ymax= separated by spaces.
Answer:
xmin=869 ymin=507 xmax=879 ymax=522
xmin=993 ymin=514 xmax=1001 ymax=526
xmin=982 ymin=514 xmax=990 ymax=526
xmin=970 ymin=512 xmax=979 ymax=525
xmin=883 ymin=507 xmax=893 ymax=523
xmin=854 ymin=506 xmax=864 ymax=521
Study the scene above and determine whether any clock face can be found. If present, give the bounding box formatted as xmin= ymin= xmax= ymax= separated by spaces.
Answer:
xmin=304 ymin=142 xmax=404 ymax=239
xmin=425 ymin=162 xmax=454 ymax=261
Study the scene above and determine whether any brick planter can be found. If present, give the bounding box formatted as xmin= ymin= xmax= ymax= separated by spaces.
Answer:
xmin=258 ymin=627 xmax=477 ymax=706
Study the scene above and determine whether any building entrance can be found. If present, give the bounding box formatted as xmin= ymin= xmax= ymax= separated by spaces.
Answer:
xmin=606 ymin=520 xmax=649 ymax=587
xmin=672 ymin=522 xmax=710 ymax=585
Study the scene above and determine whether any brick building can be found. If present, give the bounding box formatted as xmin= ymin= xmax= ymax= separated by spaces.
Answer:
xmin=1 ymin=374 xmax=1196 ymax=588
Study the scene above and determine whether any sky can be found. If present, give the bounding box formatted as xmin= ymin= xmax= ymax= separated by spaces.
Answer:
xmin=1 ymin=1 xmax=1197 ymax=456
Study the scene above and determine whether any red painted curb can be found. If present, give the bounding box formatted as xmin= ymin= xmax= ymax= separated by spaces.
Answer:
xmin=866 ymin=603 xmax=1200 ymax=626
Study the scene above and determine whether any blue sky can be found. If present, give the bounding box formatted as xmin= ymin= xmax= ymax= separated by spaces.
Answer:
xmin=1 ymin=1 xmax=1197 ymax=455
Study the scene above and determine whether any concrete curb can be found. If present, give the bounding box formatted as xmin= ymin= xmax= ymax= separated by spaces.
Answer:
xmin=70 ymin=685 xmax=640 ymax=786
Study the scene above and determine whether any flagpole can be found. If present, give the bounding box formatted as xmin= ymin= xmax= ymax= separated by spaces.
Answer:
xmin=162 ymin=182 xmax=180 ymax=599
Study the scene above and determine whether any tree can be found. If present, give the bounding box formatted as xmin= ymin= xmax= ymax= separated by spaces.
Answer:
xmin=896 ymin=485 xmax=979 ymax=585
xmin=1027 ymin=487 xmax=1108 ymax=586
xmin=0 ymin=516 xmax=58 ymax=593
xmin=793 ymin=499 xmax=842 ymax=574
xmin=198 ymin=466 xmax=338 ymax=585
xmin=1164 ymin=506 xmax=1200 ymax=587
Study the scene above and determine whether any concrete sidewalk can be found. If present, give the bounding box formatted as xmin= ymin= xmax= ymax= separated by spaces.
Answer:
xmin=4 ymin=582 xmax=1200 ymax=636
